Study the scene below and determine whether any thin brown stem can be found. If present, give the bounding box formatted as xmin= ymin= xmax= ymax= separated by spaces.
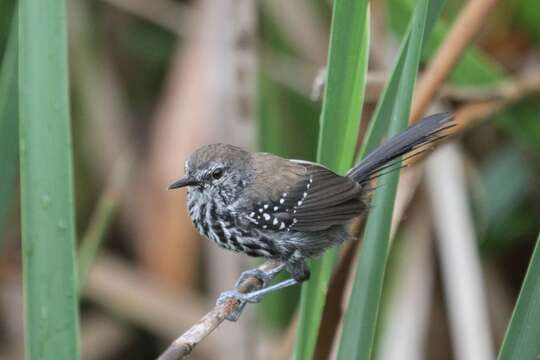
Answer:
xmin=410 ymin=0 xmax=499 ymax=122
xmin=157 ymin=260 xmax=281 ymax=360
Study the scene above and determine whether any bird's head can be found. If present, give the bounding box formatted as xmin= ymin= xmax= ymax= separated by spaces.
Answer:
xmin=168 ymin=143 xmax=253 ymax=204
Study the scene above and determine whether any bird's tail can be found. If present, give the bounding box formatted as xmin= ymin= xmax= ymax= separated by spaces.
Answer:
xmin=346 ymin=112 xmax=455 ymax=184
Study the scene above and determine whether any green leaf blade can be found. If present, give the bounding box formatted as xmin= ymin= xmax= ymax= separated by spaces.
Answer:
xmin=498 ymin=231 xmax=540 ymax=359
xmin=337 ymin=0 xmax=443 ymax=358
xmin=19 ymin=0 xmax=81 ymax=358
xmin=293 ymin=1 xmax=370 ymax=359
xmin=316 ymin=1 xmax=370 ymax=174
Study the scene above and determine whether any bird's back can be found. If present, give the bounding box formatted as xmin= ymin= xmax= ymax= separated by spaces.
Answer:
xmin=235 ymin=153 xmax=365 ymax=233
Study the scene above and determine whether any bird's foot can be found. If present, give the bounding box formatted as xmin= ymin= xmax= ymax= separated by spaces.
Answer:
xmin=218 ymin=264 xmax=287 ymax=321
xmin=217 ymin=290 xmax=265 ymax=321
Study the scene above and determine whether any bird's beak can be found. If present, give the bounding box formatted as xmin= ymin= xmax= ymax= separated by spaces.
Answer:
xmin=168 ymin=176 xmax=200 ymax=190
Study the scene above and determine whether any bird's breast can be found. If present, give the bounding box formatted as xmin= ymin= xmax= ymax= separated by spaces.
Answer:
xmin=187 ymin=191 xmax=267 ymax=256
xmin=186 ymin=190 xmax=279 ymax=257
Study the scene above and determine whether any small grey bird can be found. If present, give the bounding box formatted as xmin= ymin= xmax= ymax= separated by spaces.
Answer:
xmin=169 ymin=113 xmax=454 ymax=320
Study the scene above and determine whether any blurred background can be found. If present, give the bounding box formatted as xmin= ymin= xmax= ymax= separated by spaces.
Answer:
xmin=1 ymin=0 xmax=540 ymax=359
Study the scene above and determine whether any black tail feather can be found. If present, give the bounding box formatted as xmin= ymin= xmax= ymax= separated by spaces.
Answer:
xmin=359 ymin=146 xmax=433 ymax=183
xmin=346 ymin=112 xmax=454 ymax=183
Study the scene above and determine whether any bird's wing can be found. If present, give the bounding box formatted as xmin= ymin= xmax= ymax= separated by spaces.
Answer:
xmin=238 ymin=156 xmax=365 ymax=232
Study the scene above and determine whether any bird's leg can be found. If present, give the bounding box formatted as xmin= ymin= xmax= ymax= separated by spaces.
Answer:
xmin=232 ymin=263 xmax=286 ymax=288
xmin=217 ymin=263 xmax=288 ymax=321
xmin=217 ymin=277 xmax=300 ymax=321
xmin=235 ymin=278 xmax=299 ymax=302
xmin=218 ymin=258 xmax=311 ymax=321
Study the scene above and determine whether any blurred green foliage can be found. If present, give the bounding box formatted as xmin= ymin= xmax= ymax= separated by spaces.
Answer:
xmin=495 ymin=101 xmax=540 ymax=156
xmin=476 ymin=102 xmax=540 ymax=252
xmin=387 ymin=0 xmax=507 ymax=85
xmin=0 ymin=0 xmax=15 ymax=49
xmin=481 ymin=147 xmax=531 ymax=246
xmin=515 ymin=0 xmax=540 ymax=43
xmin=90 ymin=3 xmax=176 ymax=124
xmin=258 ymin=76 xmax=319 ymax=160
xmin=0 ymin=11 xmax=18 ymax=245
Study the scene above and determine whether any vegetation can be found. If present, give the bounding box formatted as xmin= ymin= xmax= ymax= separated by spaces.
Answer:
xmin=0 ymin=0 xmax=539 ymax=358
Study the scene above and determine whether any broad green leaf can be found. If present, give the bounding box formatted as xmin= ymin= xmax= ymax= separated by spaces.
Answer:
xmin=292 ymin=1 xmax=370 ymax=359
xmin=19 ymin=0 xmax=81 ymax=358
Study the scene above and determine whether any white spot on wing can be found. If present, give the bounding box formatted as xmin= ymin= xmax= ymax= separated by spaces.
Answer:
xmin=279 ymin=198 xmax=284 ymax=204
xmin=273 ymin=218 xmax=278 ymax=225
xmin=279 ymin=222 xmax=286 ymax=229
xmin=263 ymin=213 xmax=270 ymax=221
xmin=245 ymin=214 xmax=258 ymax=225
xmin=273 ymin=206 xmax=279 ymax=211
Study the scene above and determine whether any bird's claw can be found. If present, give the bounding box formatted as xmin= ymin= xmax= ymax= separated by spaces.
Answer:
xmin=217 ymin=290 xmax=264 ymax=322
xmin=219 ymin=265 xmax=285 ymax=321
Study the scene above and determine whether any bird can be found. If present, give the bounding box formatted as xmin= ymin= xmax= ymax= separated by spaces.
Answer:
xmin=168 ymin=112 xmax=454 ymax=321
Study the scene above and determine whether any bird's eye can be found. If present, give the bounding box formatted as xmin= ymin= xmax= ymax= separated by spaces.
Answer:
xmin=212 ymin=168 xmax=224 ymax=180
